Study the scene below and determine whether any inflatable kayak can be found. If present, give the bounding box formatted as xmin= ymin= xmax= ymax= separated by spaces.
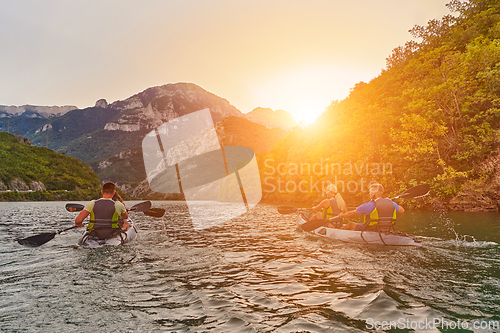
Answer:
xmin=77 ymin=219 xmax=138 ymax=248
xmin=297 ymin=213 xmax=422 ymax=246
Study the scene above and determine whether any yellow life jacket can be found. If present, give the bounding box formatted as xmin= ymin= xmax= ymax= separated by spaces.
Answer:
xmin=364 ymin=198 xmax=397 ymax=227
xmin=323 ymin=197 xmax=342 ymax=219
xmin=86 ymin=199 xmax=121 ymax=231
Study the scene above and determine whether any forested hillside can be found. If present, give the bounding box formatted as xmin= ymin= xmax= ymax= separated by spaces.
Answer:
xmin=260 ymin=0 xmax=500 ymax=210
xmin=0 ymin=132 xmax=101 ymax=201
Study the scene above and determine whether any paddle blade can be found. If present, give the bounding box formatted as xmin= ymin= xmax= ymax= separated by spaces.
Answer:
xmin=300 ymin=219 xmax=329 ymax=232
xmin=65 ymin=203 xmax=84 ymax=212
xmin=398 ymin=183 xmax=430 ymax=199
xmin=144 ymin=208 xmax=165 ymax=218
xmin=277 ymin=206 xmax=298 ymax=214
xmin=129 ymin=200 xmax=152 ymax=212
xmin=18 ymin=232 xmax=56 ymax=247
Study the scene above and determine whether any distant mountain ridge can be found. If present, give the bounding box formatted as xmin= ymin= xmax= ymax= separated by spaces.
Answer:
xmin=0 ymin=84 xmax=296 ymax=136
xmin=0 ymin=83 xmax=246 ymax=162
xmin=0 ymin=105 xmax=78 ymax=118
xmin=245 ymin=107 xmax=297 ymax=130
xmin=0 ymin=82 xmax=296 ymax=198
xmin=0 ymin=83 xmax=296 ymax=161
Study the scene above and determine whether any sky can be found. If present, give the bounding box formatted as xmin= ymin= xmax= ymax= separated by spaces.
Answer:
xmin=0 ymin=0 xmax=452 ymax=123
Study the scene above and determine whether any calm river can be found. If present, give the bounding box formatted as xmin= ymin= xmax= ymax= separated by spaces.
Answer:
xmin=1 ymin=201 xmax=499 ymax=332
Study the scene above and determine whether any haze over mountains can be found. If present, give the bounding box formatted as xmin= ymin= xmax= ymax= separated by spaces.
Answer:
xmin=246 ymin=107 xmax=297 ymax=130
xmin=0 ymin=82 xmax=296 ymax=197
xmin=0 ymin=105 xmax=78 ymax=119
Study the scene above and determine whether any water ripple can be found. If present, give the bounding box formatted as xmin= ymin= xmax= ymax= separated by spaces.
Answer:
xmin=1 ymin=202 xmax=499 ymax=332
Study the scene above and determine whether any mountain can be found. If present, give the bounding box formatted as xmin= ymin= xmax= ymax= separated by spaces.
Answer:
xmin=89 ymin=115 xmax=287 ymax=198
xmin=0 ymin=82 xmax=296 ymax=199
xmin=0 ymin=132 xmax=100 ymax=200
xmin=0 ymin=83 xmax=245 ymax=163
xmin=0 ymin=84 xmax=297 ymax=155
xmin=244 ymin=107 xmax=297 ymax=130
xmin=0 ymin=105 xmax=78 ymax=118
xmin=215 ymin=116 xmax=287 ymax=153
xmin=106 ymin=82 xmax=244 ymax=130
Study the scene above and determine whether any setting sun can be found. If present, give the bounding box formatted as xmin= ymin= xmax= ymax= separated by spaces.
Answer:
xmin=252 ymin=65 xmax=374 ymax=125
xmin=291 ymin=97 xmax=327 ymax=125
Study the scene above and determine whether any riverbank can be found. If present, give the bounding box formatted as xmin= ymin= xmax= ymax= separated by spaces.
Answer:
xmin=0 ymin=189 xmax=101 ymax=202
xmin=3 ymin=190 xmax=499 ymax=213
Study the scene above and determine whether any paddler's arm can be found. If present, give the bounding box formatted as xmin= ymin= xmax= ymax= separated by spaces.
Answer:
xmin=117 ymin=202 xmax=129 ymax=230
xmin=119 ymin=211 xmax=130 ymax=230
xmin=337 ymin=210 xmax=360 ymax=219
xmin=312 ymin=199 xmax=330 ymax=212
xmin=75 ymin=210 xmax=89 ymax=228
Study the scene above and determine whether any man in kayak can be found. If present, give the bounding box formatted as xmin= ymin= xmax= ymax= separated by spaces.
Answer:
xmin=309 ymin=184 xmax=348 ymax=226
xmin=74 ymin=182 xmax=129 ymax=239
xmin=338 ymin=183 xmax=404 ymax=230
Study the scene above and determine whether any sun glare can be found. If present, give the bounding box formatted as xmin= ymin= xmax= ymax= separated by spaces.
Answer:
xmin=292 ymin=98 xmax=327 ymax=125
xmin=253 ymin=65 xmax=366 ymax=126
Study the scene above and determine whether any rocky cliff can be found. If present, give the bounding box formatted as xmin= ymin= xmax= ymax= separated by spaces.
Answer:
xmin=6 ymin=83 xmax=250 ymax=163
xmin=105 ymin=82 xmax=244 ymax=131
xmin=0 ymin=179 xmax=46 ymax=192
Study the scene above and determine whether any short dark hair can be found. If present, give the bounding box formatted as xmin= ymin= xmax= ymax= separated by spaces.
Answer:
xmin=102 ymin=182 xmax=116 ymax=194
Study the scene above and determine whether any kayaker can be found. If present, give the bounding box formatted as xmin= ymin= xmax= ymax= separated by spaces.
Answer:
xmin=74 ymin=182 xmax=129 ymax=239
xmin=309 ymin=184 xmax=348 ymax=226
xmin=338 ymin=183 xmax=404 ymax=230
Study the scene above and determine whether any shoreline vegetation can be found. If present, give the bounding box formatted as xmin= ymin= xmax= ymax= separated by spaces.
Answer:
xmin=0 ymin=132 xmax=103 ymax=201
xmin=0 ymin=189 xmax=101 ymax=202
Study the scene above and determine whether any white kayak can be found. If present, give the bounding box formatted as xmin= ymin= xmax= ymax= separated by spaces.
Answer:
xmin=77 ymin=219 xmax=138 ymax=248
xmin=297 ymin=214 xmax=422 ymax=246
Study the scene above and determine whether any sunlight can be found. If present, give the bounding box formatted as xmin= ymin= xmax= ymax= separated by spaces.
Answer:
xmin=293 ymin=96 xmax=327 ymax=125
xmin=252 ymin=65 xmax=372 ymax=125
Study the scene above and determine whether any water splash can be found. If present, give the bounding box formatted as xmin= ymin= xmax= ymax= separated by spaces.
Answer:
xmin=450 ymin=234 xmax=498 ymax=248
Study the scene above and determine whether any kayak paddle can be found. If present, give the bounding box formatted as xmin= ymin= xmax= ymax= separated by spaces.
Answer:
xmin=66 ymin=201 xmax=165 ymax=219
xmin=17 ymin=225 xmax=79 ymax=247
xmin=128 ymin=200 xmax=152 ymax=212
xmin=277 ymin=206 xmax=311 ymax=215
xmin=144 ymin=208 xmax=166 ymax=217
xmin=298 ymin=183 xmax=430 ymax=232
xmin=392 ymin=183 xmax=430 ymax=200
xmin=300 ymin=218 xmax=333 ymax=232
xmin=65 ymin=203 xmax=84 ymax=212
xmin=65 ymin=201 xmax=153 ymax=213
